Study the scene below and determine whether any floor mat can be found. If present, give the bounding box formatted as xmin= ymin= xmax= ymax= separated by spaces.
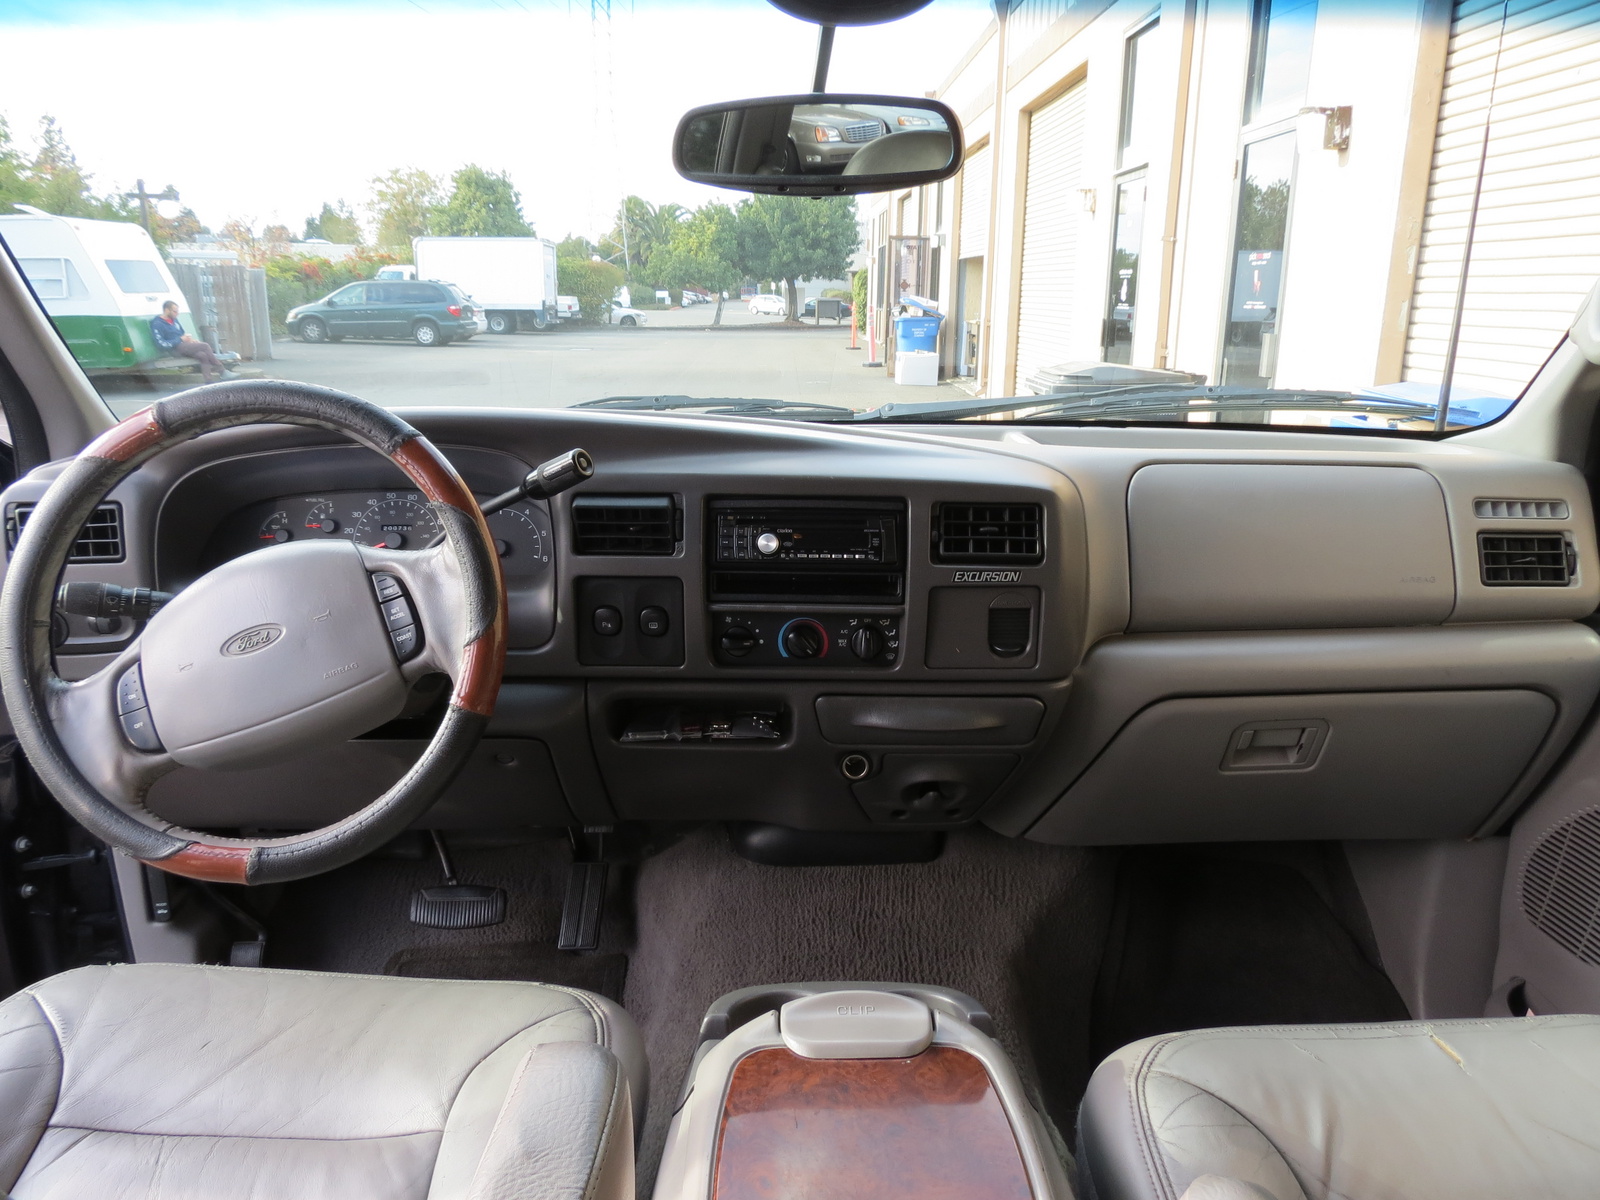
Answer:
xmin=385 ymin=942 xmax=629 ymax=1003
xmin=1090 ymin=846 xmax=1410 ymax=1064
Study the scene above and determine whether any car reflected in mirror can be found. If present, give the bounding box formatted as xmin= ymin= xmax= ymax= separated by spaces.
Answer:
xmin=675 ymin=93 xmax=962 ymax=196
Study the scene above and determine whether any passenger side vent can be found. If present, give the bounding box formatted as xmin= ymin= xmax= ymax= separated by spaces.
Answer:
xmin=1478 ymin=532 xmax=1573 ymax=586
xmin=4 ymin=502 xmax=125 ymax=563
xmin=1522 ymin=807 xmax=1600 ymax=966
xmin=571 ymin=495 xmax=679 ymax=556
xmin=1475 ymin=498 xmax=1569 ymax=520
xmin=933 ymin=503 xmax=1044 ymax=564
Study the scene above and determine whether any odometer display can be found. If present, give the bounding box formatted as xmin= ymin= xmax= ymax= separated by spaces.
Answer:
xmin=354 ymin=496 xmax=442 ymax=550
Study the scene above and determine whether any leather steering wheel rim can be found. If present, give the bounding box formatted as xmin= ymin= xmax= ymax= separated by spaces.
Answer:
xmin=0 ymin=381 xmax=508 ymax=885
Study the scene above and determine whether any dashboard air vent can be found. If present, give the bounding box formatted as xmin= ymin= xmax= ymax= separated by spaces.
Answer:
xmin=571 ymin=495 xmax=678 ymax=556
xmin=4 ymin=502 xmax=125 ymax=562
xmin=1478 ymin=532 xmax=1572 ymax=586
xmin=933 ymin=503 xmax=1043 ymax=564
xmin=1522 ymin=807 xmax=1600 ymax=965
xmin=1475 ymin=498 xmax=1570 ymax=520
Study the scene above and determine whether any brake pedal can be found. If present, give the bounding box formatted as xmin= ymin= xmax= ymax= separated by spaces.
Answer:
xmin=409 ymin=832 xmax=506 ymax=929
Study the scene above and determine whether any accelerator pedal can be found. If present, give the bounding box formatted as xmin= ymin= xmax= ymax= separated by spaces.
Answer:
xmin=409 ymin=832 xmax=506 ymax=929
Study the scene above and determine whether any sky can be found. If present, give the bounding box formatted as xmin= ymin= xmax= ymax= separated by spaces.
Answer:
xmin=0 ymin=0 xmax=993 ymax=241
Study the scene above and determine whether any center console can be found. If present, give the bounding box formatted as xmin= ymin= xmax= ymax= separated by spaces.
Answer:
xmin=652 ymin=982 xmax=1071 ymax=1200
xmin=708 ymin=499 xmax=906 ymax=669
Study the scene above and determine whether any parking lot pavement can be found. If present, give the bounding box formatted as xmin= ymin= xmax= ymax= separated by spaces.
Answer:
xmin=99 ymin=324 xmax=961 ymax=414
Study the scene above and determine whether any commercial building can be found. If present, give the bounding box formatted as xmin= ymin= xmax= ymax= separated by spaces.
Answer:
xmin=861 ymin=0 xmax=1600 ymax=401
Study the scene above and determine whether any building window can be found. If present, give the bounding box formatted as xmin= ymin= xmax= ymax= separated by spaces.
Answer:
xmin=1102 ymin=177 xmax=1146 ymax=364
xmin=1244 ymin=0 xmax=1317 ymax=126
xmin=1220 ymin=131 xmax=1296 ymax=387
xmin=1118 ymin=19 xmax=1160 ymax=170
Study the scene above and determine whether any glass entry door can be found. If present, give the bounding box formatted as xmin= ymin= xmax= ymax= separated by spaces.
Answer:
xmin=1220 ymin=131 xmax=1295 ymax=387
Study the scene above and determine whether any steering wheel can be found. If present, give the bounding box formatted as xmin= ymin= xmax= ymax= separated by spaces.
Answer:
xmin=0 ymin=382 xmax=507 ymax=885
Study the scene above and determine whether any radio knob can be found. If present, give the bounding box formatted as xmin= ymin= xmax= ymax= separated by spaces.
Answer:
xmin=849 ymin=626 xmax=883 ymax=661
xmin=756 ymin=532 xmax=780 ymax=556
xmin=781 ymin=620 xmax=827 ymax=659
xmin=720 ymin=626 xmax=756 ymax=658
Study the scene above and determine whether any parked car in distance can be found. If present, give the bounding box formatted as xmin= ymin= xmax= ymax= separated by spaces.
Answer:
xmin=802 ymin=296 xmax=853 ymax=318
xmin=373 ymin=264 xmax=418 ymax=281
xmin=608 ymin=300 xmax=649 ymax=327
xmin=555 ymin=295 xmax=581 ymax=320
xmin=748 ymin=293 xmax=787 ymax=316
xmin=286 ymin=279 xmax=479 ymax=346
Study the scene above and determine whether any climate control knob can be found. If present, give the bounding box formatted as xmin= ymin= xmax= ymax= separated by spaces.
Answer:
xmin=849 ymin=625 xmax=883 ymax=661
xmin=781 ymin=620 xmax=827 ymax=659
xmin=720 ymin=626 xmax=756 ymax=657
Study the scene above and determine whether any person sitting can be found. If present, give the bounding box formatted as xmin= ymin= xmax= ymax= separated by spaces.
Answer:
xmin=150 ymin=301 xmax=234 ymax=383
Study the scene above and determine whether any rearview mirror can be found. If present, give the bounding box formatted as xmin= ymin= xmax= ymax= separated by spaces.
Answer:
xmin=674 ymin=93 xmax=962 ymax=196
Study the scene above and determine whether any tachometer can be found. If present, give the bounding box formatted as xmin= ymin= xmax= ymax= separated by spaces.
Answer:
xmin=487 ymin=504 xmax=550 ymax=564
xmin=354 ymin=496 xmax=442 ymax=550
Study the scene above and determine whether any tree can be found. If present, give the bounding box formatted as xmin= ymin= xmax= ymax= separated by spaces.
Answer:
xmin=219 ymin=219 xmax=260 ymax=264
xmin=649 ymin=202 xmax=741 ymax=295
xmin=369 ymin=168 xmax=443 ymax=251
xmin=734 ymin=195 xmax=859 ymax=318
xmin=599 ymin=196 xmax=685 ymax=277
xmin=151 ymin=206 xmax=205 ymax=247
xmin=556 ymin=257 xmax=623 ymax=324
xmin=0 ymin=115 xmax=36 ymax=213
xmin=556 ymin=233 xmax=598 ymax=261
xmin=261 ymin=224 xmax=293 ymax=258
xmin=304 ymin=201 xmax=362 ymax=244
xmin=430 ymin=165 xmax=531 ymax=237
xmin=27 ymin=116 xmax=122 ymax=220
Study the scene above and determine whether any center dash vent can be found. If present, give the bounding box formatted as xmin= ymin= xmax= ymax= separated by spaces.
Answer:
xmin=1522 ymin=807 xmax=1600 ymax=965
xmin=571 ymin=495 xmax=679 ymax=556
xmin=933 ymin=502 xmax=1043 ymax=565
xmin=1478 ymin=532 xmax=1573 ymax=586
xmin=1475 ymin=498 xmax=1570 ymax=520
xmin=4 ymin=502 xmax=125 ymax=563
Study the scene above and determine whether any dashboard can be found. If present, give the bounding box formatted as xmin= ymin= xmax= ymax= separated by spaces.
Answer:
xmin=4 ymin=408 xmax=1599 ymax=848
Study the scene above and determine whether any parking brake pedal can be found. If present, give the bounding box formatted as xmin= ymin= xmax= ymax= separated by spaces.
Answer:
xmin=409 ymin=832 xmax=506 ymax=929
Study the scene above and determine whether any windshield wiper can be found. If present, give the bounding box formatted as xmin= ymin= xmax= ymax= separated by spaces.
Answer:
xmin=574 ymin=394 xmax=859 ymax=418
xmin=847 ymin=386 xmax=1450 ymax=425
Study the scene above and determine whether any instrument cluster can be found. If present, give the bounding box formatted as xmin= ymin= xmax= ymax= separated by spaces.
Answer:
xmin=214 ymin=490 xmax=553 ymax=572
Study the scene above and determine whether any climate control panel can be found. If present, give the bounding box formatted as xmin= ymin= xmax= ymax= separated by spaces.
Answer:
xmin=712 ymin=611 xmax=901 ymax=668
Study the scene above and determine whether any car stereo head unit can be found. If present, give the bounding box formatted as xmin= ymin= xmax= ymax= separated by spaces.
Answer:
xmin=708 ymin=498 xmax=905 ymax=603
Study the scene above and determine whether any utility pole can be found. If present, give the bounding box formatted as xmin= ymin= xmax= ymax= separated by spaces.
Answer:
xmin=124 ymin=179 xmax=180 ymax=236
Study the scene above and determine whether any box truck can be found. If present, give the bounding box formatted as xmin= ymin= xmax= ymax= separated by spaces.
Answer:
xmin=0 ymin=206 xmax=193 ymax=373
xmin=411 ymin=236 xmax=558 ymax=333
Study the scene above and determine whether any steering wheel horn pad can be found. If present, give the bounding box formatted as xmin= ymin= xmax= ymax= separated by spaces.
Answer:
xmin=0 ymin=381 xmax=508 ymax=885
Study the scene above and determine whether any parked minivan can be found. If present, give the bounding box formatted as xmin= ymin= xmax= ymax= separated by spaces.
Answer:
xmin=285 ymin=279 xmax=479 ymax=346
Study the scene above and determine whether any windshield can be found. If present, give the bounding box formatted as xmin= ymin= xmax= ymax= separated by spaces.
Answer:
xmin=3 ymin=0 xmax=1595 ymax=434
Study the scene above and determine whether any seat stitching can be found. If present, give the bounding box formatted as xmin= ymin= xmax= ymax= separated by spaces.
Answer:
xmin=1142 ymin=1070 xmax=1310 ymax=1200
xmin=2 ymin=994 xmax=65 ymax=1195
xmin=40 ymin=1124 xmax=443 ymax=1144
xmin=1129 ymin=1035 xmax=1184 ymax=1200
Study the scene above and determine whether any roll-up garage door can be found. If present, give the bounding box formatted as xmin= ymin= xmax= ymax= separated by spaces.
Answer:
xmin=1014 ymin=81 xmax=1087 ymax=395
xmin=1403 ymin=0 xmax=1600 ymax=399
xmin=959 ymin=144 xmax=992 ymax=255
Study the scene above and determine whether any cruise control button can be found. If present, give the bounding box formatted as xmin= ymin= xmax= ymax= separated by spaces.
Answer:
xmin=593 ymin=606 xmax=623 ymax=636
xmin=115 ymin=665 xmax=147 ymax=715
xmin=639 ymin=606 xmax=669 ymax=637
xmin=118 ymin=705 xmax=163 ymax=752
xmin=372 ymin=573 xmax=403 ymax=602
xmin=381 ymin=596 xmax=415 ymax=631
xmin=390 ymin=623 xmax=421 ymax=661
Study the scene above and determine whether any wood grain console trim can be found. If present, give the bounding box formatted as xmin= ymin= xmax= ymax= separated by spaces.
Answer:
xmin=712 ymin=1046 xmax=1032 ymax=1200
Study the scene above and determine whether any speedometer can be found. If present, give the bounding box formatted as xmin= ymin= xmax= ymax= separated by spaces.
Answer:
xmin=354 ymin=496 xmax=442 ymax=550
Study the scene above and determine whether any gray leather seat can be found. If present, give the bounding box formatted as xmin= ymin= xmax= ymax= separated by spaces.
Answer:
xmin=0 ymin=963 xmax=647 ymax=1200
xmin=843 ymin=130 xmax=954 ymax=176
xmin=1078 ymin=1016 xmax=1600 ymax=1200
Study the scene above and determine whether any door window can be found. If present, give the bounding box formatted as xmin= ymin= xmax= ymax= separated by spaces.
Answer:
xmin=104 ymin=259 xmax=167 ymax=294
xmin=1102 ymin=177 xmax=1146 ymax=365
xmin=329 ymin=284 xmax=367 ymax=306
xmin=1244 ymin=0 xmax=1317 ymax=126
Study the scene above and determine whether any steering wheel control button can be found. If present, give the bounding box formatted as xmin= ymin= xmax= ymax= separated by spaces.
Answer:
xmin=380 ymin=596 xmax=415 ymax=631
xmin=638 ymin=606 xmax=669 ymax=637
xmin=593 ymin=606 xmax=623 ymax=636
xmin=389 ymin=623 xmax=421 ymax=661
xmin=118 ymin=705 xmax=163 ymax=752
xmin=115 ymin=664 xmax=149 ymax=715
xmin=372 ymin=573 xmax=404 ymax=602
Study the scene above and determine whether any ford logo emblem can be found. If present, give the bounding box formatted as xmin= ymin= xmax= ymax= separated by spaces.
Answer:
xmin=221 ymin=623 xmax=284 ymax=657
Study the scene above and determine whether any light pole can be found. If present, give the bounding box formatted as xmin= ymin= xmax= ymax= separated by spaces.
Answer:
xmin=124 ymin=180 xmax=180 ymax=236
